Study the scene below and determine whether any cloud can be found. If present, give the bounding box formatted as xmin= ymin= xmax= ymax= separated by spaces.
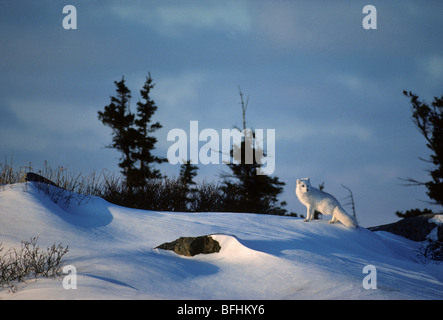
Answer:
xmin=110 ymin=2 xmax=252 ymax=37
xmin=143 ymin=71 xmax=208 ymax=151
xmin=254 ymin=2 xmax=299 ymax=50
xmin=253 ymin=1 xmax=357 ymax=51
xmin=277 ymin=118 xmax=374 ymax=143
xmin=423 ymin=55 xmax=443 ymax=79
xmin=2 ymin=98 xmax=107 ymax=152
xmin=153 ymin=72 xmax=207 ymax=110
xmin=332 ymin=74 xmax=366 ymax=92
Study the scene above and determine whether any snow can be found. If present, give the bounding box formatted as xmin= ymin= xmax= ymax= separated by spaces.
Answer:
xmin=427 ymin=214 xmax=443 ymax=241
xmin=429 ymin=214 xmax=443 ymax=226
xmin=1 ymin=182 xmax=442 ymax=299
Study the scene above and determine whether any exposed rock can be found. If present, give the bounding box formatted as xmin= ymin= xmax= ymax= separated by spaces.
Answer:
xmin=369 ymin=214 xmax=443 ymax=242
xmin=25 ymin=172 xmax=58 ymax=187
xmin=156 ymin=235 xmax=221 ymax=257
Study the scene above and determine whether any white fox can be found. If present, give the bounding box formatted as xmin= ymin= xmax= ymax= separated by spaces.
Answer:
xmin=295 ymin=178 xmax=358 ymax=228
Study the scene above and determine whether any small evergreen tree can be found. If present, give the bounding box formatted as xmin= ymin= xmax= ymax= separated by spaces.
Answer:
xmin=98 ymin=74 xmax=164 ymax=191
xmin=403 ymin=90 xmax=443 ymax=207
xmin=221 ymin=89 xmax=286 ymax=215
xmin=98 ymin=76 xmax=137 ymax=188
xmin=179 ymin=160 xmax=199 ymax=210
xmin=179 ymin=160 xmax=198 ymax=190
xmin=132 ymin=73 xmax=166 ymax=185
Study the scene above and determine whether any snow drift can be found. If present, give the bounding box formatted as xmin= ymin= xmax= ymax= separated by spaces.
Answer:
xmin=0 ymin=182 xmax=442 ymax=299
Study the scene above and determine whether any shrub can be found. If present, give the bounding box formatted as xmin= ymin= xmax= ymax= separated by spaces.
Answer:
xmin=1 ymin=159 xmax=288 ymax=215
xmin=395 ymin=208 xmax=434 ymax=219
xmin=188 ymin=181 xmax=224 ymax=212
xmin=412 ymin=239 xmax=443 ymax=265
xmin=0 ymin=237 xmax=69 ymax=292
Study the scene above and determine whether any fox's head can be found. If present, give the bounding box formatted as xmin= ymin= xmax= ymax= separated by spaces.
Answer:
xmin=296 ymin=178 xmax=311 ymax=192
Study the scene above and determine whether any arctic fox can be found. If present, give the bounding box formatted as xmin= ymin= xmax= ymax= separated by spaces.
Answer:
xmin=295 ymin=178 xmax=358 ymax=228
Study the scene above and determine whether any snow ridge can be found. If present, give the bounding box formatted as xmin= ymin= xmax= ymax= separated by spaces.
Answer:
xmin=0 ymin=183 xmax=442 ymax=299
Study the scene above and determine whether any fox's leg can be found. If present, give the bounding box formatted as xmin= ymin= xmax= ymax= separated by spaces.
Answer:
xmin=329 ymin=215 xmax=338 ymax=224
xmin=304 ymin=206 xmax=314 ymax=222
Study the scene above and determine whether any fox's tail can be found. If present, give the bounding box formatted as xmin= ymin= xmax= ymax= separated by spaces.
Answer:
xmin=333 ymin=206 xmax=358 ymax=228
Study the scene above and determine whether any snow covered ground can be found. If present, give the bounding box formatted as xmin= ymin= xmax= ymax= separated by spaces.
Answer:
xmin=0 ymin=182 xmax=442 ymax=299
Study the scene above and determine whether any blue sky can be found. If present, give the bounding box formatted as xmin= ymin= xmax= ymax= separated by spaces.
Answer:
xmin=1 ymin=1 xmax=442 ymax=227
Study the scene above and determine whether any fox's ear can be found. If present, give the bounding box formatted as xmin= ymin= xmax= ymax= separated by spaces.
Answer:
xmin=296 ymin=179 xmax=301 ymax=184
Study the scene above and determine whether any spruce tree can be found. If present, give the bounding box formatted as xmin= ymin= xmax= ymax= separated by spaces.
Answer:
xmin=221 ymin=89 xmax=286 ymax=215
xmin=98 ymin=76 xmax=137 ymax=187
xmin=179 ymin=160 xmax=199 ymax=210
xmin=132 ymin=73 xmax=166 ymax=184
xmin=98 ymin=74 xmax=164 ymax=190
xmin=403 ymin=90 xmax=443 ymax=207
xmin=179 ymin=160 xmax=198 ymax=190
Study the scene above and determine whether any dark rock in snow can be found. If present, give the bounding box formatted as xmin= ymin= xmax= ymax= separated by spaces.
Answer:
xmin=25 ymin=172 xmax=58 ymax=187
xmin=156 ymin=235 xmax=221 ymax=257
xmin=369 ymin=213 xmax=442 ymax=242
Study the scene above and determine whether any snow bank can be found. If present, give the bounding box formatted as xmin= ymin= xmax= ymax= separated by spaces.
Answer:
xmin=429 ymin=214 xmax=443 ymax=226
xmin=0 ymin=183 xmax=442 ymax=299
xmin=427 ymin=214 xmax=443 ymax=241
